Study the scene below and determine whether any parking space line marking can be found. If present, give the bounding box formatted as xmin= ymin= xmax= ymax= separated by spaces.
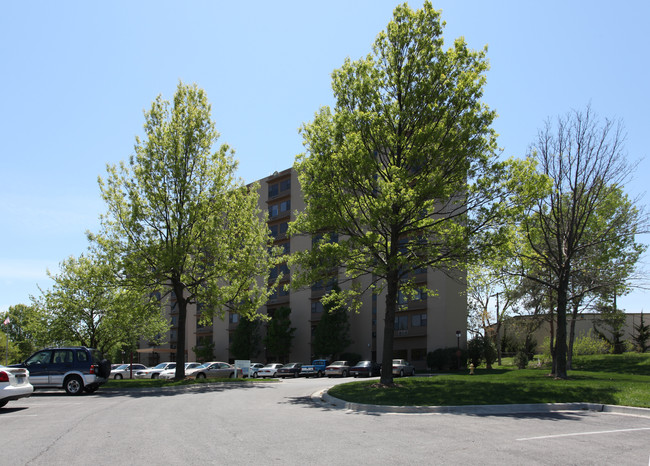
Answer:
xmin=517 ymin=427 xmax=650 ymax=441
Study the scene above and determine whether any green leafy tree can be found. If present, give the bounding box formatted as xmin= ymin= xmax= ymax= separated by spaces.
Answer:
xmin=230 ymin=316 xmax=262 ymax=360
xmin=289 ymin=2 xmax=542 ymax=385
xmin=631 ymin=312 xmax=649 ymax=353
xmin=2 ymin=304 xmax=49 ymax=362
xmin=263 ymin=306 xmax=295 ymax=363
xmin=192 ymin=341 xmax=215 ymax=363
xmin=516 ymin=107 xmax=647 ymax=378
xmin=37 ymin=253 xmax=168 ymax=355
xmin=312 ymin=288 xmax=351 ymax=359
xmin=91 ymin=82 xmax=277 ymax=378
xmin=593 ymin=302 xmax=627 ymax=354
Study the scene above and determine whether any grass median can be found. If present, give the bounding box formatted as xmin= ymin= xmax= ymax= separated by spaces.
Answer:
xmin=327 ymin=353 xmax=650 ymax=408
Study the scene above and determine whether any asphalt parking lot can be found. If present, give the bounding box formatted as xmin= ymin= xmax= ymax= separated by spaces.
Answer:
xmin=2 ymin=377 xmax=649 ymax=465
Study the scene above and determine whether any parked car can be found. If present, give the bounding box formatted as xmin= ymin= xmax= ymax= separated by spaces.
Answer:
xmin=325 ymin=361 xmax=351 ymax=378
xmin=242 ymin=363 xmax=265 ymax=378
xmin=0 ymin=365 xmax=33 ymax=408
xmin=110 ymin=363 xmax=148 ymax=379
xmin=11 ymin=346 xmax=111 ymax=395
xmin=392 ymin=359 xmax=416 ymax=377
xmin=276 ymin=362 xmax=303 ymax=378
xmin=350 ymin=360 xmax=381 ymax=377
xmin=134 ymin=362 xmax=176 ymax=379
xmin=257 ymin=363 xmax=284 ymax=378
xmin=159 ymin=362 xmax=201 ymax=380
xmin=187 ymin=362 xmax=240 ymax=379
xmin=300 ymin=359 xmax=329 ymax=378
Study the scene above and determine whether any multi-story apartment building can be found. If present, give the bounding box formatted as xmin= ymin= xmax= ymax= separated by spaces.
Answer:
xmin=137 ymin=167 xmax=467 ymax=369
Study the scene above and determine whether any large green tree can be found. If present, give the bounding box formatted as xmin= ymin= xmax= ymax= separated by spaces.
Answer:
xmin=230 ymin=316 xmax=262 ymax=360
xmin=2 ymin=304 xmax=49 ymax=362
xmin=263 ymin=307 xmax=295 ymax=363
xmin=92 ymin=82 xmax=276 ymax=379
xmin=289 ymin=2 xmax=541 ymax=385
xmin=37 ymin=253 xmax=168 ymax=355
xmin=312 ymin=289 xmax=351 ymax=359
xmin=516 ymin=107 xmax=647 ymax=378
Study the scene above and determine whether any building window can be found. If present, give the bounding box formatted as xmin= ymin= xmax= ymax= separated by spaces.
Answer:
xmin=269 ymin=224 xmax=279 ymax=238
xmin=411 ymin=313 xmax=427 ymax=327
xmin=229 ymin=313 xmax=239 ymax=324
xmin=394 ymin=315 xmax=408 ymax=331
xmin=268 ymin=183 xmax=279 ymax=198
xmin=280 ymin=178 xmax=291 ymax=192
xmin=279 ymin=200 xmax=291 ymax=213
xmin=269 ymin=204 xmax=279 ymax=218
xmin=311 ymin=301 xmax=323 ymax=313
xmin=279 ymin=222 xmax=289 ymax=235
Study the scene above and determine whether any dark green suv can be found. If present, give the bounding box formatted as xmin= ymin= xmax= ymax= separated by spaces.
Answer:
xmin=12 ymin=347 xmax=111 ymax=395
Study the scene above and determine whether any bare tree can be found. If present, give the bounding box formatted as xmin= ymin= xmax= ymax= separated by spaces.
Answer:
xmin=518 ymin=106 xmax=647 ymax=379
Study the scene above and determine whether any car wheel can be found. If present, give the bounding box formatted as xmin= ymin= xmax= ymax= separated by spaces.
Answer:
xmin=196 ymin=373 xmax=206 ymax=379
xmin=253 ymin=372 xmax=258 ymax=378
xmin=342 ymin=370 xmax=348 ymax=377
xmin=400 ymin=369 xmax=404 ymax=377
xmin=293 ymin=371 xmax=298 ymax=378
xmin=317 ymin=370 xmax=323 ymax=378
xmin=114 ymin=374 xmax=123 ymax=380
xmin=230 ymin=372 xmax=235 ymax=378
xmin=152 ymin=373 xmax=159 ymax=379
xmin=64 ymin=375 xmax=84 ymax=395
xmin=411 ymin=369 xmax=416 ymax=376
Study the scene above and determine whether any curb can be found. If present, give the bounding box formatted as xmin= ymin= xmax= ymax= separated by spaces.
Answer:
xmin=315 ymin=390 xmax=650 ymax=418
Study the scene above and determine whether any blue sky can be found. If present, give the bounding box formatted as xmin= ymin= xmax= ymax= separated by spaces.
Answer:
xmin=1 ymin=1 xmax=648 ymax=314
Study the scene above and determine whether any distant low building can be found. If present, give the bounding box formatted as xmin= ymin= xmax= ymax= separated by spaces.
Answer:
xmin=488 ymin=312 xmax=647 ymax=353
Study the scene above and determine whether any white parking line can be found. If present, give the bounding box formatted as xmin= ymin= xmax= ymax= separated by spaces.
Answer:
xmin=517 ymin=427 xmax=650 ymax=441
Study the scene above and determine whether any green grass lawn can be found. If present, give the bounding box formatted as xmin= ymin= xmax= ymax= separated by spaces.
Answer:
xmin=327 ymin=353 xmax=650 ymax=408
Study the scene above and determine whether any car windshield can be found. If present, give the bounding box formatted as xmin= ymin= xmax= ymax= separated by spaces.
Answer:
xmin=331 ymin=361 xmax=345 ymax=366
xmin=115 ymin=364 xmax=129 ymax=370
xmin=195 ymin=363 xmax=210 ymax=369
xmin=356 ymin=361 xmax=370 ymax=367
xmin=153 ymin=363 xmax=169 ymax=369
xmin=262 ymin=364 xmax=276 ymax=368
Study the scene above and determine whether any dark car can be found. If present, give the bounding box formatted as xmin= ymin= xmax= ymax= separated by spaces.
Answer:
xmin=350 ymin=360 xmax=381 ymax=377
xmin=276 ymin=363 xmax=303 ymax=378
xmin=11 ymin=347 xmax=111 ymax=395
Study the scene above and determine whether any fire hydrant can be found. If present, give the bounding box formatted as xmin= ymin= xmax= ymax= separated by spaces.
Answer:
xmin=469 ymin=363 xmax=475 ymax=375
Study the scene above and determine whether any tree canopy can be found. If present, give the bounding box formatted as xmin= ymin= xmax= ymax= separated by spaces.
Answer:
xmin=91 ymin=82 xmax=276 ymax=378
xmin=514 ymin=106 xmax=648 ymax=378
xmin=289 ymin=1 xmax=542 ymax=385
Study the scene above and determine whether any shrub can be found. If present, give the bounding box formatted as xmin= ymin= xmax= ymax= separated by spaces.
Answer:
xmin=427 ymin=347 xmax=466 ymax=371
xmin=514 ymin=350 xmax=529 ymax=369
xmin=573 ymin=331 xmax=611 ymax=355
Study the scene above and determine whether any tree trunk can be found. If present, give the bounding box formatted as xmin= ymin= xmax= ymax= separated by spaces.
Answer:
xmin=567 ymin=300 xmax=580 ymax=370
xmin=554 ymin=273 xmax=570 ymax=379
xmin=173 ymin=280 xmax=187 ymax=379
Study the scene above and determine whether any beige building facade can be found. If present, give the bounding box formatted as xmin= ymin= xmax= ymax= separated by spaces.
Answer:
xmin=137 ymin=167 xmax=467 ymax=370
